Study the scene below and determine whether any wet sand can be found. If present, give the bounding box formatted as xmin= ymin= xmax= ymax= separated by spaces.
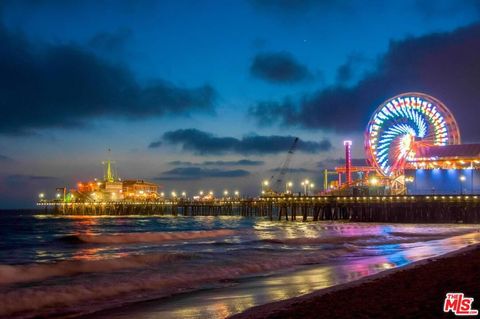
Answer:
xmin=232 ymin=243 xmax=480 ymax=319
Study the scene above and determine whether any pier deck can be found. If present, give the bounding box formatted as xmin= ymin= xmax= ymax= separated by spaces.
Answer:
xmin=38 ymin=195 xmax=480 ymax=223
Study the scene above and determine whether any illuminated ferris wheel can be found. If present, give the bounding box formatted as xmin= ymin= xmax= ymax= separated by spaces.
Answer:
xmin=365 ymin=92 xmax=461 ymax=176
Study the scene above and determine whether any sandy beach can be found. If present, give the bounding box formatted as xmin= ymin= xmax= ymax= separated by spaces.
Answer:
xmin=232 ymin=243 xmax=480 ymax=319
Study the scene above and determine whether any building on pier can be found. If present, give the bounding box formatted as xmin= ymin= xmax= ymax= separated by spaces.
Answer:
xmin=405 ymin=144 xmax=480 ymax=195
xmin=122 ymin=180 xmax=159 ymax=200
xmin=56 ymin=154 xmax=160 ymax=202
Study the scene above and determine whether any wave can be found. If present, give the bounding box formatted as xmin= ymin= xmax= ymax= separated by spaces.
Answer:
xmin=389 ymin=230 xmax=472 ymax=238
xmin=256 ymin=234 xmax=384 ymax=245
xmin=0 ymin=252 xmax=192 ymax=285
xmin=0 ymin=248 xmax=356 ymax=318
xmin=63 ymin=229 xmax=237 ymax=244
xmin=256 ymin=230 xmax=475 ymax=246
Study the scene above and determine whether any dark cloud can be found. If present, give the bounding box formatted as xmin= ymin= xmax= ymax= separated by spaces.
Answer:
xmin=317 ymin=157 xmax=367 ymax=169
xmin=249 ymin=23 xmax=480 ymax=140
xmin=88 ymin=28 xmax=132 ymax=52
xmin=0 ymin=154 xmax=13 ymax=162
xmin=270 ymin=167 xmax=316 ymax=173
xmin=156 ymin=167 xmax=250 ymax=180
xmin=148 ymin=141 xmax=162 ymax=148
xmin=0 ymin=24 xmax=216 ymax=135
xmin=168 ymin=159 xmax=265 ymax=166
xmin=250 ymin=51 xmax=313 ymax=84
xmin=335 ymin=53 xmax=370 ymax=84
xmin=203 ymin=159 xmax=265 ymax=166
xmin=167 ymin=160 xmax=194 ymax=166
xmin=160 ymin=129 xmax=332 ymax=155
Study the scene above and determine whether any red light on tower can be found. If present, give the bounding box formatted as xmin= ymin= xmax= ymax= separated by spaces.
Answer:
xmin=344 ymin=140 xmax=352 ymax=185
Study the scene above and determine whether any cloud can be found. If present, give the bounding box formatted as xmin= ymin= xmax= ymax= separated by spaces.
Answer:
xmin=335 ymin=53 xmax=370 ymax=84
xmin=249 ymin=23 xmax=480 ymax=140
xmin=160 ymin=129 xmax=332 ymax=155
xmin=0 ymin=154 xmax=13 ymax=162
xmin=156 ymin=167 xmax=250 ymax=180
xmin=250 ymin=51 xmax=313 ymax=84
xmin=168 ymin=159 xmax=265 ymax=166
xmin=270 ymin=167 xmax=316 ymax=173
xmin=88 ymin=28 xmax=132 ymax=52
xmin=0 ymin=24 xmax=216 ymax=135
xmin=149 ymin=141 xmax=162 ymax=148
xmin=317 ymin=158 xmax=367 ymax=169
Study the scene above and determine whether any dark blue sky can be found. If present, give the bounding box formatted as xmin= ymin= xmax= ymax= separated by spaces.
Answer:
xmin=1 ymin=0 xmax=480 ymax=207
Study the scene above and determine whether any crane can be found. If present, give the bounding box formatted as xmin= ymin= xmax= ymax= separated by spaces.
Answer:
xmin=268 ymin=137 xmax=299 ymax=194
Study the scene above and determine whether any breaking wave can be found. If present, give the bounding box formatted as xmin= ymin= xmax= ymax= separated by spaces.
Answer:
xmin=257 ymin=234 xmax=383 ymax=245
xmin=63 ymin=229 xmax=237 ymax=244
xmin=0 ymin=248 xmax=356 ymax=318
xmin=0 ymin=252 xmax=192 ymax=285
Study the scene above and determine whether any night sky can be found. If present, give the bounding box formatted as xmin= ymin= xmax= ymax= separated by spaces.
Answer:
xmin=1 ymin=0 xmax=480 ymax=208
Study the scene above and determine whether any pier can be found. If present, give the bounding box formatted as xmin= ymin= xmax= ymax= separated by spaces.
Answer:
xmin=38 ymin=194 xmax=480 ymax=223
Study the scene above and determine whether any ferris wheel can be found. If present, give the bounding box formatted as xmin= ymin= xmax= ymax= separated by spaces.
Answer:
xmin=365 ymin=92 xmax=461 ymax=177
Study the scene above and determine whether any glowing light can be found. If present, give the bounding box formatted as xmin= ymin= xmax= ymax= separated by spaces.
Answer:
xmin=460 ymin=176 xmax=466 ymax=182
xmin=366 ymin=93 xmax=460 ymax=176
xmin=39 ymin=193 xmax=45 ymax=199
xmin=370 ymin=177 xmax=379 ymax=185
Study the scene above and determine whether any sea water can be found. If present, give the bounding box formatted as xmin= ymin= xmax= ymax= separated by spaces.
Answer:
xmin=0 ymin=210 xmax=479 ymax=318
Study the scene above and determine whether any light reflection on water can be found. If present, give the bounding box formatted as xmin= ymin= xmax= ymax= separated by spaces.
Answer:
xmin=1 ymin=211 xmax=480 ymax=319
xmin=86 ymin=231 xmax=480 ymax=319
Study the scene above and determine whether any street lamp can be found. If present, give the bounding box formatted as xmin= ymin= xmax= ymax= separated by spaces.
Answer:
xmin=286 ymin=181 xmax=293 ymax=194
xmin=38 ymin=193 xmax=45 ymax=200
xmin=199 ymin=190 xmax=204 ymax=196
xmin=234 ymin=190 xmax=239 ymax=197
xmin=181 ymin=191 xmax=186 ymax=198
xmin=223 ymin=190 xmax=229 ymax=197
xmin=301 ymin=179 xmax=313 ymax=195
xmin=171 ymin=191 xmax=177 ymax=198
xmin=262 ymin=180 xmax=269 ymax=193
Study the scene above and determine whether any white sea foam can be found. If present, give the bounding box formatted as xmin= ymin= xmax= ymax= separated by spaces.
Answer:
xmin=73 ymin=229 xmax=237 ymax=244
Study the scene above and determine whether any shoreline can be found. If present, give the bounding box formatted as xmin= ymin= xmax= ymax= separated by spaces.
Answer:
xmin=231 ymin=242 xmax=480 ymax=319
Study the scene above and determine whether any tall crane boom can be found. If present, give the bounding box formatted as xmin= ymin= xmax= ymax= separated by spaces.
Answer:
xmin=270 ymin=137 xmax=299 ymax=193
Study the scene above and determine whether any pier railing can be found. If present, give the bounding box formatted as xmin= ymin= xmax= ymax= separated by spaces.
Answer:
xmin=37 ymin=195 xmax=480 ymax=223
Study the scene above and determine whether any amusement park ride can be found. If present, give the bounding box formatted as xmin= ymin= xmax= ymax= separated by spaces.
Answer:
xmin=324 ymin=92 xmax=479 ymax=196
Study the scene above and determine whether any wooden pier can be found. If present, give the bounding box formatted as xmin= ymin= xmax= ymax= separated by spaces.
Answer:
xmin=37 ymin=195 xmax=480 ymax=223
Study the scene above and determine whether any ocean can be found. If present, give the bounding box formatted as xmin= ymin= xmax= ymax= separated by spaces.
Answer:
xmin=0 ymin=210 xmax=479 ymax=319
